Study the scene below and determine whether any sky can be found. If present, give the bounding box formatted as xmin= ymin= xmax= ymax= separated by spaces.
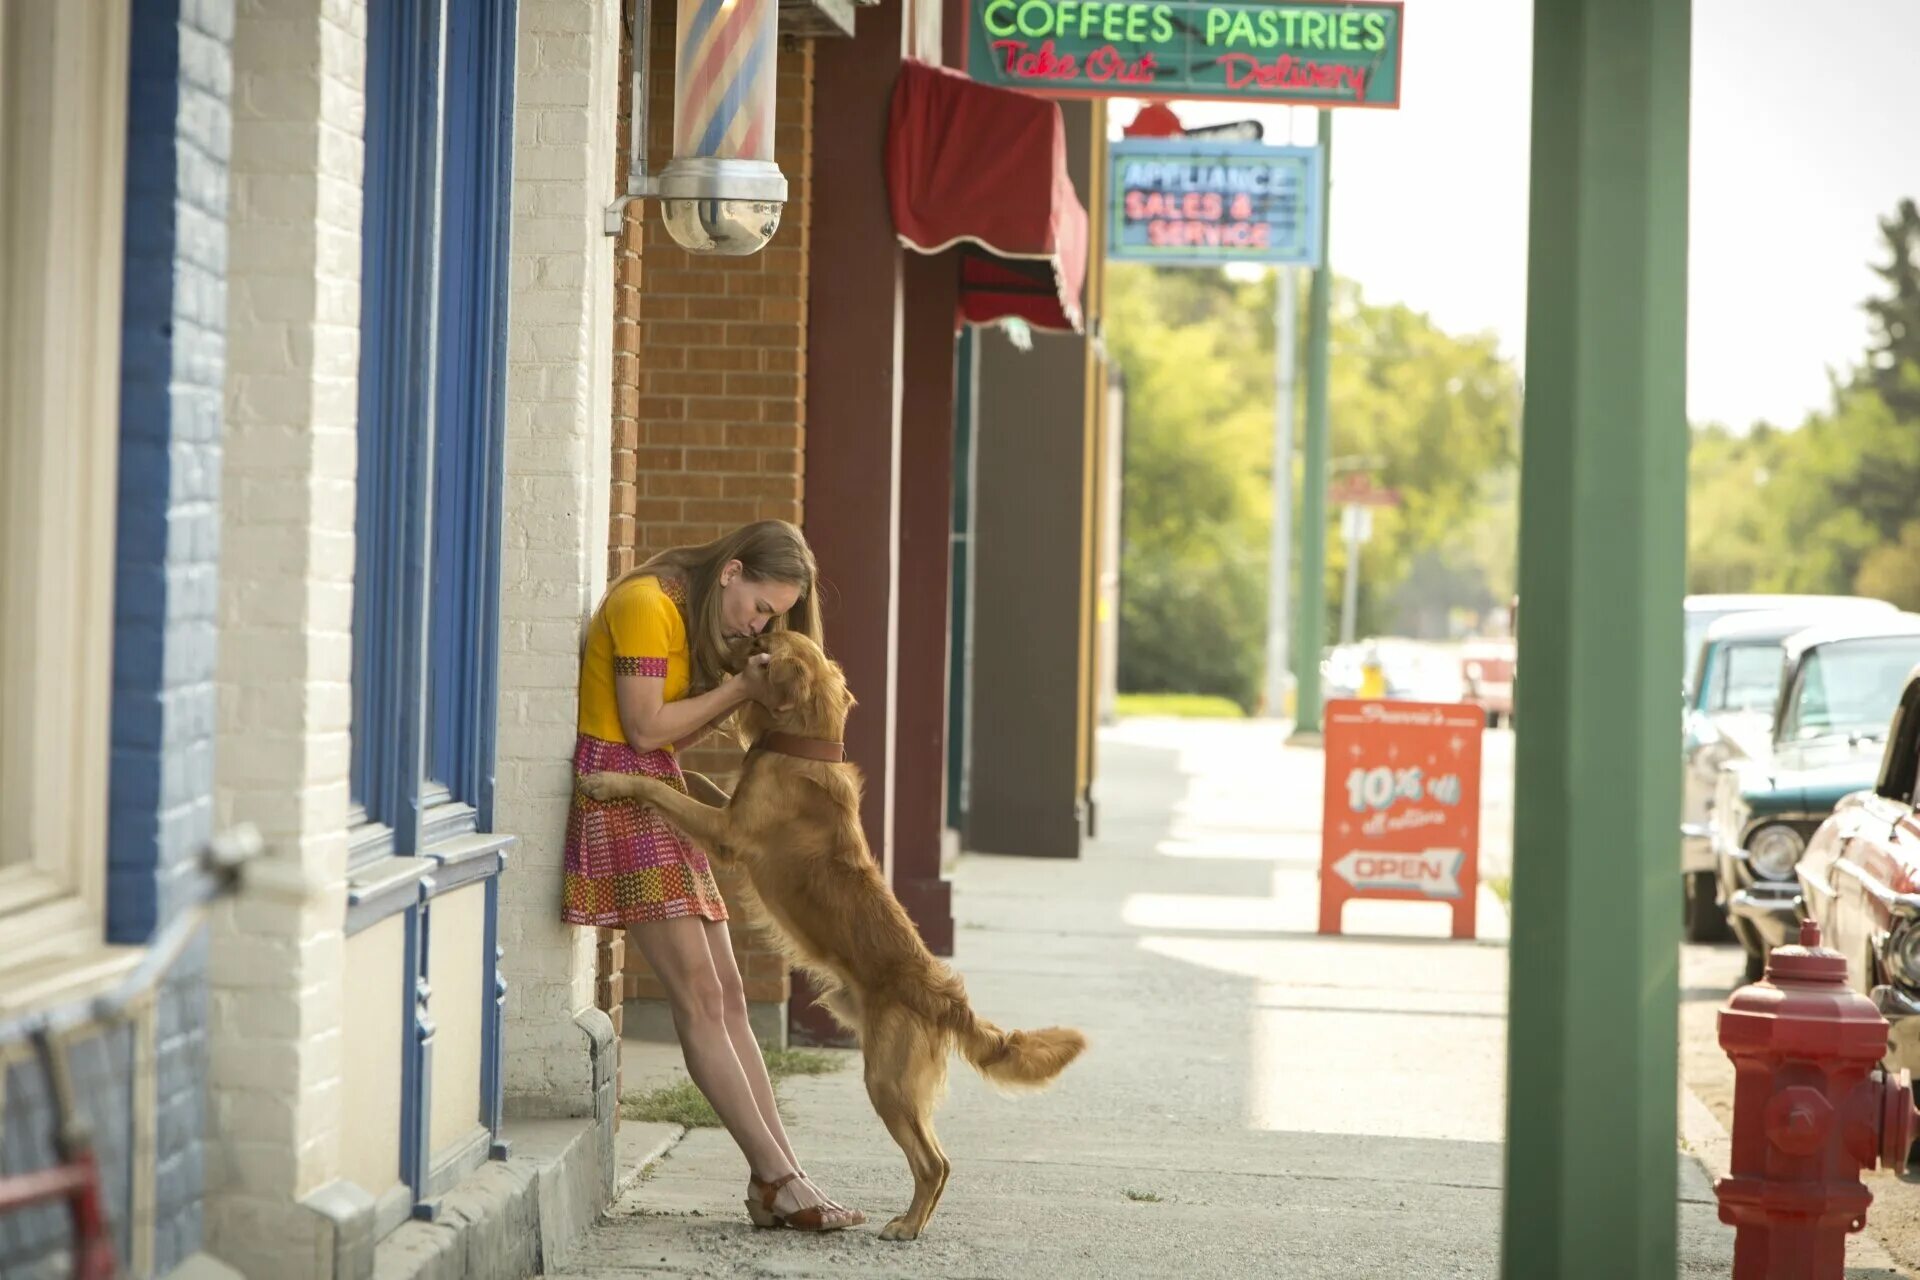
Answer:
xmin=1108 ymin=0 xmax=1920 ymax=432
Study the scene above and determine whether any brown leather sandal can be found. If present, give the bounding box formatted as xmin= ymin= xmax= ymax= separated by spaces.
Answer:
xmin=745 ymin=1172 xmax=867 ymax=1231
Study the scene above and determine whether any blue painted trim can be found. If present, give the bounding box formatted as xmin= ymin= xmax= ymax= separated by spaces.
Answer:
xmin=345 ymin=856 xmax=436 ymax=935
xmin=399 ymin=894 xmax=437 ymax=1212
xmin=353 ymin=0 xmax=445 ymax=852
xmin=107 ymin=0 xmax=204 ymax=945
xmin=420 ymin=836 xmax=510 ymax=899
xmin=428 ymin=0 xmax=517 ymax=828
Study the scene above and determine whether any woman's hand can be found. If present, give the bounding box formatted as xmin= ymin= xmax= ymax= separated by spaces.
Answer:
xmin=729 ymin=651 xmax=774 ymax=706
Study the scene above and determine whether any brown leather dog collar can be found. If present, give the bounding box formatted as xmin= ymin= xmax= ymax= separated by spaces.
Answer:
xmin=754 ymin=731 xmax=847 ymax=763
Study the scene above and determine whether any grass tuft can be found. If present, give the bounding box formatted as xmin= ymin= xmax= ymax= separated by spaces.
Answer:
xmin=1114 ymin=693 xmax=1246 ymax=720
xmin=619 ymin=1042 xmax=847 ymax=1129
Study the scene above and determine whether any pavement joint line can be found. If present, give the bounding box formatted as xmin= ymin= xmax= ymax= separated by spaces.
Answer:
xmin=953 ymin=921 xmax=1512 ymax=947
xmin=1251 ymin=1002 xmax=1507 ymax=1020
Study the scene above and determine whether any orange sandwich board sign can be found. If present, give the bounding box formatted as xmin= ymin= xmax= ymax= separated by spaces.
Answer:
xmin=1319 ymin=699 xmax=1482 ymax=939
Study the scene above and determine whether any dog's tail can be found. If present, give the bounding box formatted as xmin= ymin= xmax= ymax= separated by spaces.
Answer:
xmin=952 ymin=1006 xmax=1087 ymax=1092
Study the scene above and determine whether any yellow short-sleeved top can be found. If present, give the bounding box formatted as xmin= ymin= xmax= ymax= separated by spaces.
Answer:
xmin=577 ymin=575 xmax=690 ymax=746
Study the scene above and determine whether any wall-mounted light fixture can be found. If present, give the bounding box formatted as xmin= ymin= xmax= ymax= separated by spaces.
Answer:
xmin=605 ymin=0 xmax=788 ymax=256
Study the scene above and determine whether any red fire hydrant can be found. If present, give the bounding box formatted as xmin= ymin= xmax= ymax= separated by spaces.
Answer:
xmin=1716 ymin=919 xmax=1918 ymax=1277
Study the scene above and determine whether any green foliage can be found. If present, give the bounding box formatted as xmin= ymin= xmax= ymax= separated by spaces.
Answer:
xmin=1864 ymin=198 xmax=1920 ymax=418
xmin=1113 ymin=693 xmax=1247 ymax=719
xmin=758 ymin=1044 xmax=844 ymax=1078
xmin=1110 ymin=197 xmax=1920 ymax=702
xmin=620 ymin=1080 xmax=719 ymax=1128
xmin=618 ymin=1042 xmax=845 ymax=1129
xmin=1856 ymin=521 xmax=1920 ymax=612
xmin=1106 ymin=264 xmax=1521 ymax=706
xmin=1689 ymin=211 xmax=1920 ymax=605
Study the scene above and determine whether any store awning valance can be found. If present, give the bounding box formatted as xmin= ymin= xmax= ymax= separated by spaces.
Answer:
xmin=886 ymin=59 xmax=1088 ymax=335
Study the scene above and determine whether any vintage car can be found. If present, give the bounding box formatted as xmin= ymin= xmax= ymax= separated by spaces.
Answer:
xmin=1797 ymin=669 xmax=1920 ymax=1076
xmin=1711 ymin=614 xmax=1920 ymax=979
xmin=1713 ymin=615 xmax=1920 ymax=976
xmin=1460 ymin=638 xmax=1515 ymax=728
xmin=1683 ymin=593 xmax=1894 ymax=703
xmin=1680 ymin=604 xmax=1897 ymax=940
xmin=1320 ymin=640 xmax=1464 ymax=707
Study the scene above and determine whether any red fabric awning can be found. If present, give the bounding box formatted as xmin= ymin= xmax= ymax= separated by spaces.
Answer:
xmin=886 ymin=59 xmax=1089 ymax=335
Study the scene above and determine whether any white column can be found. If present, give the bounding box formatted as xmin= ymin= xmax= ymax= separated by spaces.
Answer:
xmin=208 ymin=0 xmax=367 ymax=1273
xmin=496 ymin=0 xmax=621 ymax=1116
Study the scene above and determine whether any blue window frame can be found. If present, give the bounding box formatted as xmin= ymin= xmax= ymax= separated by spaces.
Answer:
xmin=352 ymin=0 xmax=514 ymax=858
xmin=429 ymin=0 xmax=515 ymax=833
xmin=351 ymin=0 xmax=442 ymax=858
xmin=347 ymin=0 xmax=518 ymax=1220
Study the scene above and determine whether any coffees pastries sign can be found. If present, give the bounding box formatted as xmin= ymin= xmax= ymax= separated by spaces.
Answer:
xmin=965 ymin=0 xmax=1403 ymax=106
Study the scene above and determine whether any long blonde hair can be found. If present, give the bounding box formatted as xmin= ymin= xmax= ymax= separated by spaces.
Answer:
xmin=604 ymin=520 xmax=823 ymax=698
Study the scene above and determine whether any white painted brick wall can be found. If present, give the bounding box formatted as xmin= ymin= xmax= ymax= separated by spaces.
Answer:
xmin=496 ymin=0 xmax=618 ymax=1114
xmin=208 ymin=0 xmax=365 ymax=1274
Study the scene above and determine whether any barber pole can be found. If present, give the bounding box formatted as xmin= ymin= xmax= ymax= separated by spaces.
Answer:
xmin=674 ymin=0 xmax=778 ymax=167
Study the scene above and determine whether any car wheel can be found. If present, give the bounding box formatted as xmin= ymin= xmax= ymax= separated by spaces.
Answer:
xmin=1684 ymin=871 xmax=1731 ymax=943
xmin=1743 ymin=944 xmax=1767 ymax=984
xmin=1484 ymin=708 xmax=1499 ymax=729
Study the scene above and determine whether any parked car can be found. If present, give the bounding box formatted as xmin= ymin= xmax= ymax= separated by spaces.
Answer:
xmin=1711 ymin=615 xmax=1920 ymax=979
xmin=1680 ymin=604 xmax=1898 ymax=941
xmin=1321 ymin=640 xmax=1465 ymax=706
xmin=1797 ymin=670 xmax=1920 ymax=1076
xmin=1683 ymin=594 xmax=1893 ymax=704
xmin=1461 ymin=638 xmax=1515 ymax=727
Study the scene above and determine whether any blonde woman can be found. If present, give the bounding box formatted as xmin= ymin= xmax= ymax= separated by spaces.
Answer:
xmin=565 ymin=520 xmax=864 ymax=1231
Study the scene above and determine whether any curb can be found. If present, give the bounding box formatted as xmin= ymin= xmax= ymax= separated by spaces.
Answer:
xmin=1681 ymin=1083 xmax=1911 ymax=1276
xmin=614 ymin=1121 xmax=688 ymax=1199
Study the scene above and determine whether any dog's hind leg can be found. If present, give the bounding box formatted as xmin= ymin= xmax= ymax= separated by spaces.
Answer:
xmin=863 ymin=1008 xmax=952 ymax=1242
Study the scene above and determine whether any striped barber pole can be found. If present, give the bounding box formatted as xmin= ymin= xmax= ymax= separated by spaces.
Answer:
xmin=674 ymin=0 xmax=778 ymax=164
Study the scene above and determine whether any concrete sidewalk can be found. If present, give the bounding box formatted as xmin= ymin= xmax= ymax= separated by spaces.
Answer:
xmin=554 ymin=718 xmax=1733 ymax=1277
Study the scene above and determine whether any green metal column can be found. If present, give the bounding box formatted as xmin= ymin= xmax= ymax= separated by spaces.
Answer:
xmin=1502 ymin=0 xmax=1690 ymax=1275
xmin=1291 ymin=108 xmax=1333 ymax=734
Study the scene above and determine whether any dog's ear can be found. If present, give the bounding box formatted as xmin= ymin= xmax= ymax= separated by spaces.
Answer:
xmin=767 ymin=653 xmax=812 ymax=713
xmin=825 ymin=658 xmax=856 ymax=714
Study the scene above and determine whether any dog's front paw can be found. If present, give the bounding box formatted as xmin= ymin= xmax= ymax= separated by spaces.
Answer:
xmin=879 ymin=1216 xmax=921 ymax=1242
xmin=577 ymin=772 xmax=634 ymax=803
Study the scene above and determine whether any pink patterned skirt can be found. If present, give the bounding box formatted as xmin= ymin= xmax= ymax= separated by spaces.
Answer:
xmin=562 ymin=734 xmax=729 ymax=926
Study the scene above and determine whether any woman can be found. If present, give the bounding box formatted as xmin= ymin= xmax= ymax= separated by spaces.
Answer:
xmin=564 ymin=520 xmax=864 ymax=1232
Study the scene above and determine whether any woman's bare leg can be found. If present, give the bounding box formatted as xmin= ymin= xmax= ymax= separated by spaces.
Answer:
xmin=701 ymin=919 xmax=797 ymax=1164
xmin=628 ymin=917 xmax=791 ymax=1178
xmin=630 ymin=916 xmax=835 ymax=1216
xmin=701 ymin=920 xmax=858 ymax=1214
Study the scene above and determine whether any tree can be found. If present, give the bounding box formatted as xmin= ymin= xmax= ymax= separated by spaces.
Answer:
xmin=1857 ymin=522 xmax=1920 ymax=611
xmin=1105 ymin=264 xmax=1523 ymax=707
xmin=1864 ymin=198 xmax=1920 ymax=417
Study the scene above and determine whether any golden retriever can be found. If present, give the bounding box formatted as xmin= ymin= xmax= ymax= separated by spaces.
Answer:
xmin=578 ymin=630 xmax=1086 ymax=1240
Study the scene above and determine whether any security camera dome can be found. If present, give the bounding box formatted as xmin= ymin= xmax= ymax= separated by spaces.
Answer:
xmin=656 ymin=157 xmax=787 ymax=257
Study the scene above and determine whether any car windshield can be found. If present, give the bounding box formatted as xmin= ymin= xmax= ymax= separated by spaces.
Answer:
xmin=1782 ymin=636 xmax=1920 ymax=742
xmin=1686 ymin=609 xmax=1747 ymax=692
xmin=1706 ymin=641 xmax=1783 ymax=714
xmin=1684 ymin=616 xmax=1721 ymax=689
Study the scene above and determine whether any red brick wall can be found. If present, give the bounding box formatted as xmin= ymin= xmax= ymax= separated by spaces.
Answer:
xmin=603 ymin=0 xmax=814 ymax=1022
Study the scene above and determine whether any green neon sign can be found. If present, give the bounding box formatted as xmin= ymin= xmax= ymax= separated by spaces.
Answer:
xmin=964 ymin=0 xmax=1403 ymax=107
